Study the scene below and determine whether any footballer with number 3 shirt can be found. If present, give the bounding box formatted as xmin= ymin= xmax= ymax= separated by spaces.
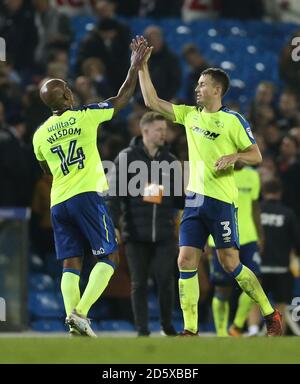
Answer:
xmin=136 ymin=35 xmax=282 ymax=337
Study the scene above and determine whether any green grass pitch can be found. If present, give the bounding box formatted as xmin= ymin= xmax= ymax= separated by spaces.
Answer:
xmin=0 ymin=337 xmax=300 ymax=364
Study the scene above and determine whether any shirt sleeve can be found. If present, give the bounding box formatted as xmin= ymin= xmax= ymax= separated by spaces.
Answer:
xmin=32 ymin=132 xmax=45 ymax=161
xmin=85 ymin=102 xmax=115 ymax=125
xmin=232 ymin=113 xmax=256 ymax=151
xmin=251 ymin=170 xmax=261 ymax=201
xmin=173 ymin=104 xmax=195 ymax=125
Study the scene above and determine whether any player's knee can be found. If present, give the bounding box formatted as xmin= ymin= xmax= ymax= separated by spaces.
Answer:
xmin=219 ymin=257 xmax=238 ymax=274
xmin=178 ymin=251 xmax=196 ymax=270
xmin=63 ymin=257 xmax=82 ymax=271
xmin=218 ymin=249 xmax=240 ymax=273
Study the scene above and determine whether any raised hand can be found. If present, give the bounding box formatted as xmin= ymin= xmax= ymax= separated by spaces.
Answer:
xmin=130 ymin=35 xmax=153 ymax=68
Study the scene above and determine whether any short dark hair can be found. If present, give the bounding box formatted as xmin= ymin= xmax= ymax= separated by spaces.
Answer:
xmin=140 ymin=112 xmax=166 ymax=127
xmin=262 ymin=178 xmax=282 ymax=195
xmin=201 ymin=67 xmax=230 ymax=96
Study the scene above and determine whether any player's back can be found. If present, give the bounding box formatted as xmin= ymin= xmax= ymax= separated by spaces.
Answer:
xmin=33 ymin=103 xmax=114 ymax=207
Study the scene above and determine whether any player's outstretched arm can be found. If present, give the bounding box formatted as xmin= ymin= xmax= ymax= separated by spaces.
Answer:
xmin=106 ymin=37 xmax=148 ymax=115
xmin=137 ymin=38 xmax=176 ymax=122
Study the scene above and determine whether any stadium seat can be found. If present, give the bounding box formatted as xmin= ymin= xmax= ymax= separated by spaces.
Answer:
xmin=29 ymin=253 xmax=45 ymax=273
xmin=29 ymin=273 xmax=55 ymax=292
xmin=31 ymin=319 xmax=66 ymax=333
xmin=98 ymin=320 xmax=135 ymax=332
xmin=88 ymin=301 xmax=112 ymax=320
xmin=29 ymin=292 xmax=65 ymax=319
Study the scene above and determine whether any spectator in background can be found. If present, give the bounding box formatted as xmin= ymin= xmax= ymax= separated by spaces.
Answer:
xmin=249 ymin=81 xmax=277 ymax=128
xmin=258 ymin=155 xmax=278 ymax=184
xmin=95 ymin=0 xmax=117 ymax=18
xmin=33 ymin=0 xmax=73 ymax=71
xmin=182 ymin=0 xmax=219 ymax=22
xmin=100 ymin=134 xmax=126 ymax=161
xmin=182 ymin=43 xmax=210 ymax=104
xmin=262 ymin=123 xmax=282 ymax=158
xmin=113 ymin=0 xmax=141 ymax=16
xmin=49 ymin=0 xmax=94 ymax=16
xmin=127 ymin=110 xmax=144 ymax=138
xmin=254 ymin=132 xmax=267 ymax=156
xmin=0 ymin=101 xmax=8 ymax=131
xmin=253 ymin=105 xmax=277 ymax=132
xmin=107 ymin=112 xmax=184 ymax=336
xmin=290 ymin=127 xmax=300 ymax=151
xmin=48 ymin=49 xmax=70 ymax=68
xmin=0 ymin=115 xmax=35 ymax=206
xmin=139 ymin=0 xmax=183 ymax=18
xmin=277 ymin=90 xmax=299 ymax=131
xmin=81 ymin=57 xmax=113 ymax=101
xmin=22 ymin=85 xmax=50 ymax=141
xmin=74 ymin=76 xmax=99 ymax=105
xmin=0 ymin=0 xmax=38 ymax=80
xmin=144 ymin=26 xmax=181 ymax=101
xmin=260 ymin=178 xmax=300 ymax=334
xmin=0 ymin=61 xmax=23 ymax=119
xmin=278 ymin=135 xmax=300 ymax=221
xmin=77 ymin=1 xmax=131 ymax=93
xmin=46 ymin=61 xmax=69 ymax=81
xmin=220 ymin=0 xmax=265 ymax=19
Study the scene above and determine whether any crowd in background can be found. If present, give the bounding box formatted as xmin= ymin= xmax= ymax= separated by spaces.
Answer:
xmin=1 ymin=0 xmax=300 ymax=331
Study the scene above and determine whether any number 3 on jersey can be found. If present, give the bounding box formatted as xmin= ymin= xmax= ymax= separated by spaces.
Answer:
xmin=220 ymin=221 xmax=232 ymax=238
xmin=51 ymin=139 xmax=85 ymax=176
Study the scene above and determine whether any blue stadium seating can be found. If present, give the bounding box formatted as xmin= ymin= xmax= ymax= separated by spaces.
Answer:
xmin=98 ymin=320 xmax=135 ymax=332
xmin=29 ymin=291 xmax=65 ymax=319
xmin=31 ymin=319 xmax=66 ymax=332
xmin=29 ymin=273 xmax=55 ymax=292
xmin=29 ymin=254 xmax=45 ymax=273
xmin=69 ymin=16 xmax=294 ymax=109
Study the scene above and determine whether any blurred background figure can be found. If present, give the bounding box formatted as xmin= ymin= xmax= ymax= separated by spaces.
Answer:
xmin=77 ymin=0 xmax=131 ymax=93
xmin=277 ymin=134 xmax=300 ymax=221
xmin=260 ymin=179 xmax=300 ymax=334
xmin=0 ymin=0 xmax=38 ymax=81
xmin=182 ymin=0 xmax=220 ymax=22
xmin=182 ymin=43 xmax=210 ymax=104
xmin=33 ymin=0 xmax=73 ymax=71
xmin=143 ymin=25 xmax=181 ymax=101
xmin=107 ymin=112 xmax=184 ymax=336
